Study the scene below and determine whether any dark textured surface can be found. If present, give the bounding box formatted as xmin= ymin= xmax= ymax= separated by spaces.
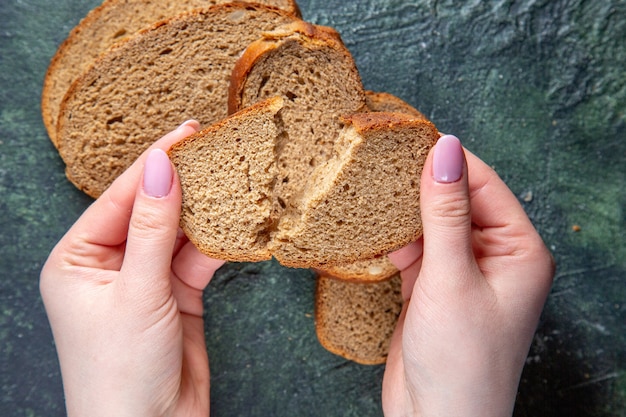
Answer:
xmin=1 ymin=0 xmax=624 ymax=416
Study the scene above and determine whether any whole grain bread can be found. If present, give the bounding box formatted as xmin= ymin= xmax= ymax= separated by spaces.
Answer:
xmin=169 ymin=107 xmax=438 ymax=268
xmin=229 ymin=21 xmax=367 ymax=220
xmin=168 ymin=96 xmax=284 ymax=262
xmin=315 ymin=91 xmax=427 ymax=281
xmin=269 ymin=112 xmax=438 ymax=268
xmin=42 ymin=0 xmax=301 ymax=147
xmin=315 ymin=273 xmax=403 ymax=365
xmin=56 ymin=4 xmax=299 ymax=198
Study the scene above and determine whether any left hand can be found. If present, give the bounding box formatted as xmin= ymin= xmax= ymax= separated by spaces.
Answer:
xmin=40 ymin=121 xmax=225 ymax=417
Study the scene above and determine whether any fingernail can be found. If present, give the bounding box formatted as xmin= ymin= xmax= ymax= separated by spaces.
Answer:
xmin=143 ymin=149 xmax=173 ymax=198
xmin=177 ymin=119 xmax=200 ymax=131
xmin=433 ymin=135 xmax=464 ymax=183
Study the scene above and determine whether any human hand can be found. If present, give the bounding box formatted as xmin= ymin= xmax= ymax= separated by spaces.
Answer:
xmin=40 ymin=121 xmax=225 ymax=417
xmin=382 ymin=135 xmax=555 ymax=416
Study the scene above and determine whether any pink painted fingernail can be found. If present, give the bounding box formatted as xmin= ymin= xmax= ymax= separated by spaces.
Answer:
xmin=177 ymin=119 xmax=200 ymax=131
xmin=433 ymin=135 xmax=464 ymax=183
xmin=143 ymin=149 xmax=173 ymax=198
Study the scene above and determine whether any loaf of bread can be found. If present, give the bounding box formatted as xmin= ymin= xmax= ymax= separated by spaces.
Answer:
xmin=229 ymin=21 xmax=367 ymax=217
xmin=315 ymin=273 xmax=403 ymax=365
xmin=42 ymin=0 xmax=301 ymax=147
xmin=170 ymin=104 xmax=438 ymax=268
xmin=56 ymin=4 xmax=300 ymax=198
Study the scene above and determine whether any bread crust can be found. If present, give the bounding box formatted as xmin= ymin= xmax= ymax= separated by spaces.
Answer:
xmin=56 ymin=4 xmax=299 ymax=198
xmin=341 ymin=111 xmax=431 ymax=132
xmin=315 ymin=255 xmax=398 ymax=283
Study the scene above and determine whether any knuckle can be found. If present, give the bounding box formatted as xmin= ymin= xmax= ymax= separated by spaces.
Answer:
xmin=426 ymin=192 xmax=471 ymax=225
xmin=130 ymin=207 xmax=165 ymax=235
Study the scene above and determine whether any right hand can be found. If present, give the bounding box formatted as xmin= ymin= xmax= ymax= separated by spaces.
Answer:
xmin=382 ymin=135 xmax=554 ymax=416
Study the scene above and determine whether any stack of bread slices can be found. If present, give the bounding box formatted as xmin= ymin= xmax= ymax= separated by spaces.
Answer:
xmin=43 ymin=0 xmax=439 ymax=365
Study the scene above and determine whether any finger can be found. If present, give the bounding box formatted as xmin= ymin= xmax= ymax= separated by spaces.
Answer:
xmin=464 ymin=149 xmax=532 ymax=233
xmin=172 ymin=242 xmax=226 ymax=291
xmin=388 ymin=239 xmax=423 ymax=301
xmin=171 ymin=242 xmax=225 ymax=317
xmin=419 ymin=135 xmax=478 ymax=282
xmin=119 ymin=149 xmax=182 ymax=299
xmin=388 ymin=239 xmax=423 ymax=271
xmin=463 ymin=149 xmax=555 ymax=294
xmin=64 ymin=121 xmax=200 ymax=250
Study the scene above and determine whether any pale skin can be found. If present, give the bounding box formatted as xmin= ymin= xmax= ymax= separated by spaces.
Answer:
xmin=41 ymin=126 xmax=554 ymax=416
xmin=41 ymin=121 xmax=225 ymax=417
xmin=383 ymin=135 xmax=554 ymax=416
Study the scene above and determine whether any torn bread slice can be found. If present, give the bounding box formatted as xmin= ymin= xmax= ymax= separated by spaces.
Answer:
xmin=57 ymin=4 xmax=299 ymax=198
xmin=269 ymin=112 xmax=438 ymax=268
xmin=170 ymin=109 xmax=437 ymax=268
xmin=315 ymin=273 xmax=403 ymax=365
xmin=229 ymin=21 xmax=366 ymax=220
xmin=42 ymin=0 xmax=301 ymax=147
xmin=168 ymin=96 xmax=284 ymax=262
xmin=315 ymin=91 xmax=428 ymax=281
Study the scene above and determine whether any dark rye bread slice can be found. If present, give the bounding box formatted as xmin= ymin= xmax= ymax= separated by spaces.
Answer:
xmin=169 ymin=107 xmax=438 ymax=268
xmin=269 ymin=112 xmax=438 ymax=268
xmin=229 ymin=21 xmax=366 ymax=220
xmin=42 ymin=0 xmax=301 ymax=147
xmin=168 ymin=97 xmax=284 ymax=262
xmin=57 ymin=5 xmax=299 ymax=198
xmin=315 ymin=273 xmax=403 ymax=365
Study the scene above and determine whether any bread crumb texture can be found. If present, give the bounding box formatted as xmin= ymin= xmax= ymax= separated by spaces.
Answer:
xmin=169 ymin=97 xmax=284 ymax=262
xmin=231 ymin=22 xmax=366 ymax=210
xmin=270 ymin=113 xmax=438 ymax=267
xmin=315 ymin=274 xmax=403 ymax=365
xmin=57 ymin=5 xmax=297 ymax=198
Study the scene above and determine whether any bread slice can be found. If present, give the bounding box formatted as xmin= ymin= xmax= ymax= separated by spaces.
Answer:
xmin=269 ymin=112 xmax=438 ymax=268
xmin=168 ymin=96 xmax=284 ymax=262
xmin=56 ymin=4 xmax=300 ymax=198
xmin=315 ymin=273 xmax=403 ymax=365
xmin=229 ymin=21 xmax=367 ymax=219
xmin=170 ymin=108 xmax=437 ymax=268
xmin=42 ymin=0 xmax=301 ymax=147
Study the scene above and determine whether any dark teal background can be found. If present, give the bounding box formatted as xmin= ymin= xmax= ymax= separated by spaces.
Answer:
xmin=1 ymin=0 xmax=624 ymax=416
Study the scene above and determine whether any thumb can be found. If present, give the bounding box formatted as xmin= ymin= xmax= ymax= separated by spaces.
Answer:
xmin=419 ymin=135 xmax=476 ymax=282
xmin=119 ymin=148 xmax=182 ymax=301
